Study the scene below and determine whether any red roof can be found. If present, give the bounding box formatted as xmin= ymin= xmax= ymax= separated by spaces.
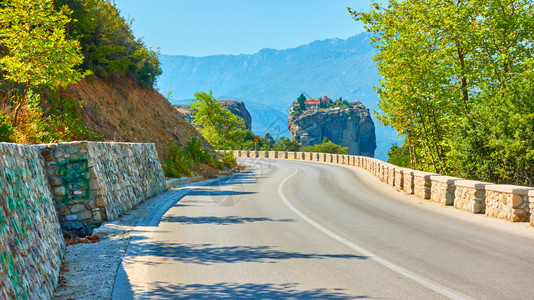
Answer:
xmin=305 ymin=99 xmax=320 ymax=105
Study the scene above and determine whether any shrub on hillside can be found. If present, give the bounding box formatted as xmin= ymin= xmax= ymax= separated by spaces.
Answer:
xmin=163 ymin=137 xmax=233 ymax=178
xmin=0 ymin=111 xmax=14 ymax=142
xmin=302 ymin=137 xmax=348 ymax=154
xmin=222 ymin=151 xmax=237 ymax=168
xmin=163 ymin=139 xmax=193 ymax=178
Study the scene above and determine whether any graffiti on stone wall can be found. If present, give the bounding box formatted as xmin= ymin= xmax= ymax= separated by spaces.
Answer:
xmin=0 ymin=155 xmax=49 ymax=299
xmin=53 ymin=158 xmax=90 ymax=203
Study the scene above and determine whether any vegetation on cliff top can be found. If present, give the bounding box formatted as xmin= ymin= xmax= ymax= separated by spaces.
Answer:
xmin=0 ymin=0 xmax=161 ymax=145
xmin=187 ymin=91 xmax=351 ymax=153
xmin=351 ymin=0 xmax=534 ymax=186
xmin=55 ymin=0 xmax=161 ymax=89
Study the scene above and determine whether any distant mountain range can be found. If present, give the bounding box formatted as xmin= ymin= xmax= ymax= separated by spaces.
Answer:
xmin=156 ymin=33 xmax=401 ymax=160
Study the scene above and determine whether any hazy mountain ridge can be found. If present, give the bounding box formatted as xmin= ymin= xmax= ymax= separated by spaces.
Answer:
xmin=157 ymin=33 xmax=400 ymax=160
xmin=158 ymin=33 xmax=376 ymax=104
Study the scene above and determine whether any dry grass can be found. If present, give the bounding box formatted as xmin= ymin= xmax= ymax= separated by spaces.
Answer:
xmin=68 ymin=77 xmax=214 ymax=161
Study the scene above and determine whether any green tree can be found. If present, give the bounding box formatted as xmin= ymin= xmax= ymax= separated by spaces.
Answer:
xmin=451 ymin=69 xmax=534 ymax=185
xmin=55 ymin=0 xmax=161 ymax=88
xmin=350 ymin=0 xmax=534 ymax=175
xmin=297 ymin=93 xmax=306 ymax=111
xmin=272 ymin=137 xmax=301 ymax=152
xmin=387 ymin=143 xmax=411 ymax=168
xmin=191 ymin=91 xmax=246 ymax=149
xmin=0 ymin=0 xmax=88 ymax=125
xmin=302 ymin=137 xmax=348 ymax=154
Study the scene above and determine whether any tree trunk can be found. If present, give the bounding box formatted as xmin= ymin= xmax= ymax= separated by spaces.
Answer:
xmin=13 ymin=81 xmax=31 ymax=127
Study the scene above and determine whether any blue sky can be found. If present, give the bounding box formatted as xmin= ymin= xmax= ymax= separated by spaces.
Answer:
xmin=113 ymin=0 xmax=374 ymax=57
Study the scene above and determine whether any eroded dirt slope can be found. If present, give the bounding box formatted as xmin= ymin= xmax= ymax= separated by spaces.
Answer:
xmin=67 ymin=77 xmax=213 ymax=159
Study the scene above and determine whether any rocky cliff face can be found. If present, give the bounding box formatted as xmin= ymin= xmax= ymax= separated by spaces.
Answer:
xmin=288 ymin=101 xmax=376 ymax=157
xmin=218 ymin=100 xmax=252 ymax=130
xmin=175 ymin=105 xmax=193 ymax=122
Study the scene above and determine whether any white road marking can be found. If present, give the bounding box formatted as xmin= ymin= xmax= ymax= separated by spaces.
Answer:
xmin=278 ymin=168 xmax=474 ymax=300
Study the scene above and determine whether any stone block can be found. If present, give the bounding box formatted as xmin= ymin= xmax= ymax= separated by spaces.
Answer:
xmin=430 ymin=175 xmax=461 ymax=206
xmin=394 ymin=167 xmax=405 ymax=190
xmin=54 ymin=186 xmax=66 ymax=197
xmin=77 ymin=210 xmax=92 ymax=221
xmin=485 ymin=185 xmax=533 ymax=222
xmin=65 ymin=214 xmax=78 ymax=221
xmin=85 ymin=199 xmax=96 ymax=210
xmin=333 ymin=154 xmax=340 ymax=164
xmin=402 ymin=168 xmax=415 ymax=195
xmin=50 ymin=177 xmax=62 ymax=186
xmin=93 ymin=211 xmax=102 ymax=222
xmin=268 ymin=151 xmax=277 ymax=159
xmin=52 ymin=148 xmax=64 ymax=159
xmin=70 ymin=204 xmax=85 ymax=214
xmin=413 ymin=170 xmax=438 ymax=199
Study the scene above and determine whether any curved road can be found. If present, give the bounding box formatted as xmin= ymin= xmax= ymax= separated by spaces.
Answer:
xmin=114 ymin=158 xmax=534 ymax=299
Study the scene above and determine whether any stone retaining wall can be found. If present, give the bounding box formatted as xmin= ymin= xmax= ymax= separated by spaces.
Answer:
xmin=386 ymin=164 xmax=396 ymax=187
xmin=402 ymin=169 xmax=415 ymax=195
xmin=485 ymin=185 xmax=533 ymax=222
xmin=430 ymin=176 xmax=460 ymax=206
xmin=454 ymin=180 xmax=488 ymax=214
xmin=1 ymin=141 xmax=168 ymax=299
xmin=42 ymin=142 xmax=166 ymax=233
xmin=413 ymin=171 xmax=436 ymax=199
xmin=394 ymin=168 xmax=406 ymax=190
xmin=0 ymin=144 xmax=64 ymax=299
xmin=229 ymin=150 xmax=534 ymax=225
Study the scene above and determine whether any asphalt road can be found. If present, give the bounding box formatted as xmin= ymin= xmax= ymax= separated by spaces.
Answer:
xmin=114 ymin=158 xmax=534 ymax=299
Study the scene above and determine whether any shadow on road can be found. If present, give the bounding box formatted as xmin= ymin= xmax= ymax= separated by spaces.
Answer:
xmin=131 ymin=242 xmax=370 ymax=266
xmin=186 ymin=188 xmax=257 ymax=197
xmin=146 ymin=282 xmax=369 ymax=299
xmin=208 ymin=170 xmax=265 ymax=187
xmin=160 ymin=215 xmax=295 ymax=225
